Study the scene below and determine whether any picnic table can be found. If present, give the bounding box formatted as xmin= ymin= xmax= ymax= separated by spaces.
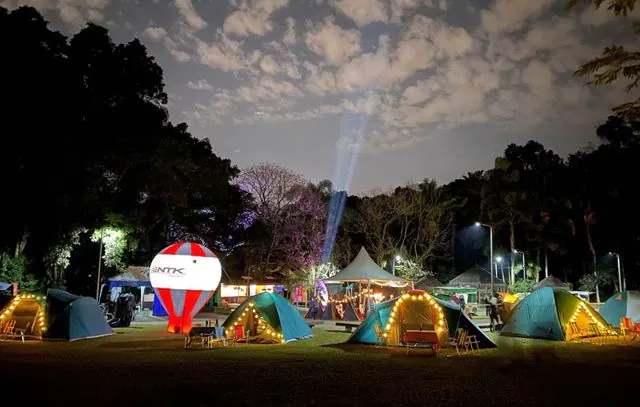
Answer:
xmin=402 ymin=330 xmax=440 ymax=355
xmin=184 ymin=327 xmax=218 ymax=349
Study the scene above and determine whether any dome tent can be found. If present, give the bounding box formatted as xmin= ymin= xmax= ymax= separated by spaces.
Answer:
xmin=599 ymin=291 xmax=640 ymax=327
xmin=223 ymin=292 xmax=312 ymax=343
xmin=44 ymin=289 xmax=113 ymax=341
xmin=501 ymin=287 xmax=612 ymax=341
xmin=348 ymin=290 xmax=496 ymax=349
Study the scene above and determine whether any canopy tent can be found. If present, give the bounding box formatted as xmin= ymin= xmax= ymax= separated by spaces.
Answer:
xmin=0 ymin=282 xmax=11 ymax=291
xmin=348 ymin=290 xmax=496 ymax=349
xmin=0 ymin=293 xmax=45 ymax=340
xmin=533 ymin=275 xmax=571 ymax=291
xmin=325 ymin=247 xmax=409 ymax=286
xmin=599 ymin=291 xmax=640 ymax=327
xmin=501 ymin=287 xmax=613 ymax=341
xmin=223 ymin=292 xmax=312 ymax=343
xmin=106 ymin=267 xmax=167 ymax=316
xmin=44 ymin=289 xmax=113 ymax=341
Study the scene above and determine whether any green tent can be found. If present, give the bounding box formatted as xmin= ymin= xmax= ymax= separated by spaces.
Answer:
xmin=347 ymin=291 xmax=496 ymax=349
xmin=44 ymin=289 xmax=113 ymax=341
xmin=223 ymin=292 xmax=312 ymax=343
xmin=500 ymin=287 xmax=610 ymax=341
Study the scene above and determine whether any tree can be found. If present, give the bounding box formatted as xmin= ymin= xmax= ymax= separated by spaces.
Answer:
xmin=566 ymin=0 xmax=640 ymax=120
xmin=0 ymin=6 xmax=247 ymax=292
xmin=237 ymin=163 xmax=305 ymax=269
xmin=0 ymin=253 xmax=38 ymax=292
xmin=43 ymin=229 xmax=86 ymax=289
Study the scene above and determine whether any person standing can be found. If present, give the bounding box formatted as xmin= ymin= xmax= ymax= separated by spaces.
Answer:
xmin=459 ymin=295 xmax=466 ymax=313
xmin=488 ymin=294 xmax=499 ymax=332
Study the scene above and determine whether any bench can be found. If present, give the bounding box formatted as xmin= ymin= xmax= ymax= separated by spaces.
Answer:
xmin=402 ymin=330 xmax=440 ymax=355
xmin=335 ymin=322 xmax=359 ymax=333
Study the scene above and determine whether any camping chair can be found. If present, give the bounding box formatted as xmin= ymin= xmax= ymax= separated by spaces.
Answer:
xmin=569 ymin=322 xmax=586 ymax=342
xmin=373 ymin=324 xmax=386 ymax=348
xmin=589 ymin=323 xmax=612 ymax=345
xmin=1 ymin=319 xmax=16 ymax=335
xmin=465 ymin=329 xmax=480 ymax=352
xmin=211 ymin=327 xmax=227 ymax=348
xmin=449 ymin=328 xmax=468 ymax=355
xmin=620 ymin=318 xmax=633 ymax=341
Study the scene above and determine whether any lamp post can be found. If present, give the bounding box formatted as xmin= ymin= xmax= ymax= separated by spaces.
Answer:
xmin=475 ymin=222 xmax=493 ymax=293
xmin=391 ymin=255 xmax=401 ymax=276
xmin=513 ymin=250 xmax=525 ymax=283
xmin=95 ymin=231 xmax=104 ymax=301
xmin=609 ymin=252 xmax=624 ymax=292
xmin=495 ymin=256 xmax=502 ymax=282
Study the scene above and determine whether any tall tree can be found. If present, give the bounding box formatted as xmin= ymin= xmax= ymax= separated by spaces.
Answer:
xmin=566 ymin=0 xmax=640 ymax=120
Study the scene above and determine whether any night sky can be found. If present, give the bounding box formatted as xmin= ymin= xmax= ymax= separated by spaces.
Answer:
xmin=4 ymin=0 xmax=635 ymax=193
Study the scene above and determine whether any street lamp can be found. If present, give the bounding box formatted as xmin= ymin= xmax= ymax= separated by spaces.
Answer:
xmin=513 ymin=250 xmax=525 ymax=283
xmin=609 ymin=252 xmax=625 ymax=292
xmin=495 ymin=256 xmax=502 ymax=280
xmin=475 ymin=222 xmax=493 ymax=293
xmin=391 ymin=255 xmax=402 ymax=276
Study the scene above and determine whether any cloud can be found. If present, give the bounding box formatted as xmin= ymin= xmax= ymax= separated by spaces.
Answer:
xmin=223 ymin=0 xmax=290 ymax=37
xmin=143 ymin=24 xmax=191 ymax=62
xmin=196 ymin=33 xmax=262 ymax=71
xmin=175 ymin=0 xmax=207 ymax=30
xmin=187 ymin=79 xmax=213 ymax=90
xmin=331 ymin=0 xmax=388 ymax=26
xmin=2 ymin=0 xmax=110 ymax=29
xmin=305 ymin=17 xmax=361 ymax=63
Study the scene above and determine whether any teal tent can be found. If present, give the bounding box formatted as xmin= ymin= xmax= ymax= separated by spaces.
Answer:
xmin=223 ymin=292 xmax=312 ymax=343
xmin=501 ymin=287 xmax=610 ymax=341
xmin=44 ymin=289 xmax=113 ymax=341
xmin=347 ymin=294 xmax=496 ymax=349
xmin=599 ymin=291 xmax=640 ymax=327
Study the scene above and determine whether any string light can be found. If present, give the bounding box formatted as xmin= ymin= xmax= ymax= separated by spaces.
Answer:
xmin=383 ymin=290 xmax=447 ymax=339
xmin=226 ymin=301 xmax=285 ymax=343
xmin=567 ymin=301 xmax=616 ymax=336
xmin=0 ymin=293 xmax=46 ymax=334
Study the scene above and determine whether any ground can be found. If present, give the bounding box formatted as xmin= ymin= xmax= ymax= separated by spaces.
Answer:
xmin=1 ymin=324 xmax=639 ymax=406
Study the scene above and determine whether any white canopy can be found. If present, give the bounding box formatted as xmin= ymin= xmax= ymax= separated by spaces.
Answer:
xmin=324 ymin=247 xmax=409 ymax=287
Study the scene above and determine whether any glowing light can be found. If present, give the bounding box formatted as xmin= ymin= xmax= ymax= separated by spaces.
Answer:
xmin=149 ymin=242 xmax=222 ymax=334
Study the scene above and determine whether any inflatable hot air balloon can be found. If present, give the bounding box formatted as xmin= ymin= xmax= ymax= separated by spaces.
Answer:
xmin=149 ymin=242 xmax=222 ymax=333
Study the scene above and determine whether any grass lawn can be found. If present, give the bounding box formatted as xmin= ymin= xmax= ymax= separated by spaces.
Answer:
xmin=1 ymin=325 xmax=639 ymax=406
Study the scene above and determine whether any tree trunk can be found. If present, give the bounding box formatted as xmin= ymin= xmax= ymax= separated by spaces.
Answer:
xmin=15 ymin=230 xmax=29 ymax=257
xmin=509 ymin=220 xmax=515 ymax=251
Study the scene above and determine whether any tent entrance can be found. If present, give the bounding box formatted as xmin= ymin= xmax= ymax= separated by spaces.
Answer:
xmin=383 ymin=291 xmax=448 ymax=347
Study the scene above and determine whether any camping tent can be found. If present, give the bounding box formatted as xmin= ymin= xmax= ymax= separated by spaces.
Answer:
xmin=324 ymin=247 xmax=409 ymax=287
xmin=348 ymin=290 xmax=496 ymax=349
xmin=223 ymin=292 xmax=312 ymax=343
xmin=532 ymin=275 xmax=570 ymax=291
xmin=599 ymin=291 xmax=640 ymax=327
xmin=318 ymin=299 xmax=360 ymax=321
xmin=501 ymin=287 xmax=613 ymax=341
xmin=44 ymin=289 xmax=113 ymax=341
xmin=0 ymin=293 xmax=45 ymax=339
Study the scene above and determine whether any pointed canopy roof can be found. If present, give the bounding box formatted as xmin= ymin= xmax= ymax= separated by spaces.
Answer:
xmin=533 ymin=275 xmax=570 ymax=291
xmin=325 ymin=247 xmax=409 ymax=286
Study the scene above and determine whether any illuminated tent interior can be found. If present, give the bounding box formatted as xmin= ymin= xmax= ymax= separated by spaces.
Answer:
xmin=497 ymin=292 xmax=524 ymax=325
xmin=0 ymin=293 xmax=46 ymax=340
xmin=320 ymin=298 xmax=360 ymax=321
xmin=348 ymin=289 xmax=496 ymax=349
xmin=223 ymin=292 xmax=312 ymax=344
xmin=599 ymin=291 xmax=640 ymax=327
xmin=501 ymin=287 xmax=614 ymax=341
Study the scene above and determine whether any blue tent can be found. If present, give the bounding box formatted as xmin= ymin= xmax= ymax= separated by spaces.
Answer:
xmin=348 ymin=293 xmax=496 ymax=349
xmin=44 ymin=289 xmax=113 ymax=341
xmin=501 ymin=287 xmax=610 ymax=341
xmin=223 ymin=292 xmax=312 ymax=343
xmin=599 ymin=291 xmax=640 ymax=327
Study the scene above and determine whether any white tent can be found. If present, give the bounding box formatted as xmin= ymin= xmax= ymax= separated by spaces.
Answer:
xmin=325 ymin=247 xmax=409 ymax=287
